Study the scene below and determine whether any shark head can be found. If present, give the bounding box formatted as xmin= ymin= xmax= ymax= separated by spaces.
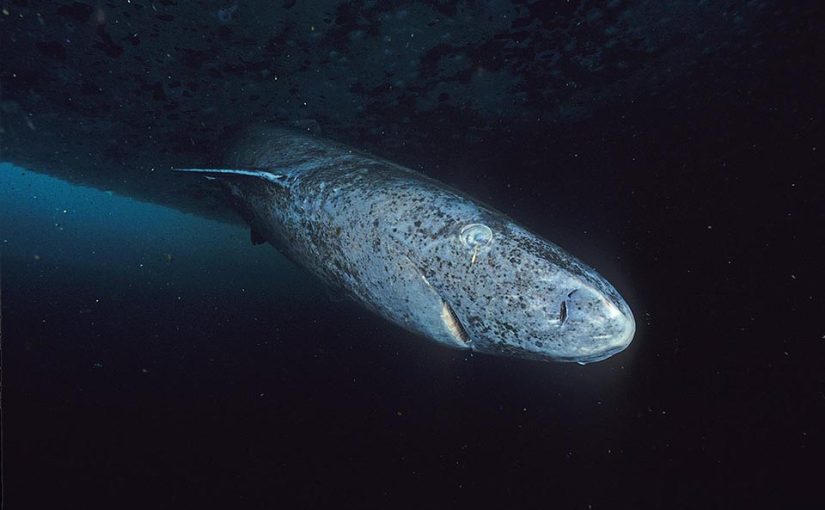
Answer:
xmin=415 ymin=217 xmax=635 ymax=364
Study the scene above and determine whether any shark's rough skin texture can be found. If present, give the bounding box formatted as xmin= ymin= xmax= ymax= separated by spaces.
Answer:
xmin=180 ymin=128 xmax=635 ymax=363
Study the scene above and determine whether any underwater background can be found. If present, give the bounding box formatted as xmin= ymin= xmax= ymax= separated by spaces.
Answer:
xmin=2 ymin=1 xmax=823 ymax=508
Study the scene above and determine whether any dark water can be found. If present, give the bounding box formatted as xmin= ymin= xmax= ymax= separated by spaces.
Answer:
xmin=2 ymin=1 xmax=823 ymax=509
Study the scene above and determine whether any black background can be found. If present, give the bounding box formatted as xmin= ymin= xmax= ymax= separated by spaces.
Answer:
xmin=3 ymin=1 xmax=824 ymax=508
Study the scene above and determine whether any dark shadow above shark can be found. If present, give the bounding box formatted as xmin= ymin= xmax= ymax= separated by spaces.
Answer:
xmin=0 ymin=0 xmax=805 ymax=224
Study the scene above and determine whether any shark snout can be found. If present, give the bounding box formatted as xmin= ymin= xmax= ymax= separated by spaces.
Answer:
xmin=558 ymin=286 xmax=635 ymax=363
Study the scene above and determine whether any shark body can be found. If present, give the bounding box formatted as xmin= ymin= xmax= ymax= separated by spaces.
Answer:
xmin=178 ymin=127 xmax=635 ymax=363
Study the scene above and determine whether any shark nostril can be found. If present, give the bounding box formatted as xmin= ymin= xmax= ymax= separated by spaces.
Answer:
xmin=559 ymin=300 xmax=568 ymax=325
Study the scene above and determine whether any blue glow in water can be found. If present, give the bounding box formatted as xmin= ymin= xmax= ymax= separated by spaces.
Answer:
xmin=0 ymin=163 xmax=313 ymax=298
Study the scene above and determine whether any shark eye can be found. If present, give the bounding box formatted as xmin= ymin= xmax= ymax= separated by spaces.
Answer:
xmin=459 ymin=223 xmax=493 ymax=249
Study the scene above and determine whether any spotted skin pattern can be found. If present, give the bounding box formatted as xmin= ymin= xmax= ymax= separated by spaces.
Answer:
xmin=178 ymin=127 xmax=635 ymax=364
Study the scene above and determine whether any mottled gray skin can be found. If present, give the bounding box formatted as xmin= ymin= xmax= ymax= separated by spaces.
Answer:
xmin=179 ymin=128 xmax=635 ymax=363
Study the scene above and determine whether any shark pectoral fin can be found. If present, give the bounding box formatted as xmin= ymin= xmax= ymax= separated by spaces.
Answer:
xmin=174 ymin=168 xmax=288 ymax=187
xmin=250 ymin=226 xmax=266 ymax=245
xmin=175 ymin=168 xmax=288 ymax=246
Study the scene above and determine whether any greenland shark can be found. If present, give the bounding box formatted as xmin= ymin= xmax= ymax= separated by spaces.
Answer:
xmin=176 ymin=128 xmax=635 ymax=363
